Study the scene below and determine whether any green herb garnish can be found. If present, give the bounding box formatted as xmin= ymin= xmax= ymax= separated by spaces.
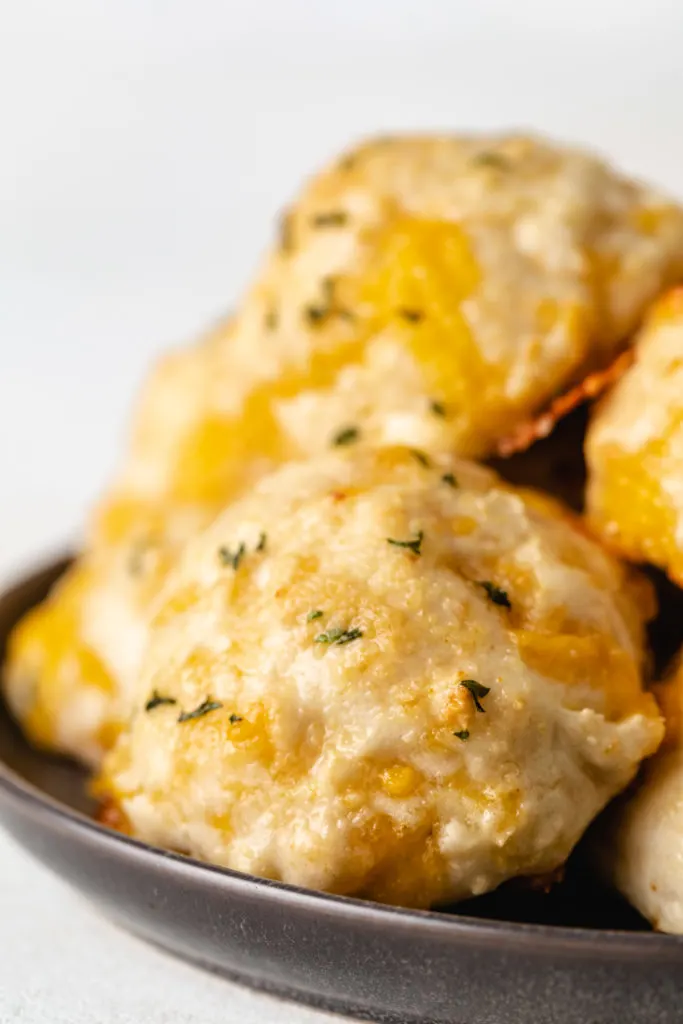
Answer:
xmin=304 ymin=276 xmax=353 ymax=326
xmin=473 ymin=151 xmax=509 ymax=170
xmin=387 ymin=530 xmax=424 ymax=556
xmin=256 ymin=532 xmax=267 ymax=552
xmin=229 ymin=713 xmax=243 ymax=724
xmin=460 ymin=679 xmax=490 ymax=713
xmin=305 ymin=277 xmax=334 ymax=324
xmin=145 ymin=691 xmax=177 ymax=712
xmin=332 ymin=425 xmax=360 ymax=447
xmin=305 ymin=304 xmax=327 ymax=325
xmin=334 ymin=627 xmax=364 ymax=645
xmin=218 ymin=543 xmax=246 ymax=571
xmin=410 ymin=449 xmax=431 ymax=468
xmin=441 ymin=473 xmax=458 ymax=488
xmin=453 ymin=729 xmax=470 ymax=741
xmin=479 ymin=581 xmax=511 ymax=609
xmin=430 ymin=400 xmax=446 ymax=417
xmin=397 ymin=307 xmax=424 ymax=324
xmin=307 ymin=609 xmax=324 ymax=621
xmin=315 ymin=626 xmax=363 ymax=646
xmin=312 ymin=211 xmax=348 ymax=228
xmin=178 ymin=698 xmax=223 ymax=723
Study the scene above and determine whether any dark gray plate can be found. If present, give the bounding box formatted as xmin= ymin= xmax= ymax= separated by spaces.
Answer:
xmin=1 ymin=560 xmax=682 ymax=1024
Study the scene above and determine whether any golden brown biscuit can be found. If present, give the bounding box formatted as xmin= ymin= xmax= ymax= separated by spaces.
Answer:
xmin=4 ymin=504 xmax=214 ymax=766
xmin=9 ymin=132 xmax=683 ymax=765
xmin=99 ymin=447 xmax=662 ymax=908
xmin=602 ymin=650 xmax=683 ymax=933
xmin=104 ymin=133 xmax=683 ymax=525
xmin=586 ymin=288 xmax=683 ymax=584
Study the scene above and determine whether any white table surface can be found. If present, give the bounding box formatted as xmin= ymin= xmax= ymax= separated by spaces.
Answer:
xmin=2 ymin=1 xmax=683 ymax=1020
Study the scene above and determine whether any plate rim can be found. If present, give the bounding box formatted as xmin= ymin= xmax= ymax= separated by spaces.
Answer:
xmin=2 ymin=555 xmax=683 ymax=962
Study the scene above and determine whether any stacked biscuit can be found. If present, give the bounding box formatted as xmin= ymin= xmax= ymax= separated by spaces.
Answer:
xmin=5 ymin=133 xmax=683 ymax=920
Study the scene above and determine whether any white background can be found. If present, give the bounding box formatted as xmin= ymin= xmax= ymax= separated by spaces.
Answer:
xmin=1 ymin=1 xmax=683 ymax=1020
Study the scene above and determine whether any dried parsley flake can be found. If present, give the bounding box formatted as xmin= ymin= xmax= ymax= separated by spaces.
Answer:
xmin=305 ymin=304 xmax=328 ymax=325
xmin=387 ymin=530 xmax=424 ymax=556
xmin=473 ymin=151 xmax=509 ymax=170
xmin=178 ymin=698 xmax=223 ymax=723
xmin=479 ymin=581 xmax=511 ymax=609
xmin=332 ymin=425 xmax=360 ymax=447
xmin=312 ymin=211 xmax=348 ymax=228
xmin=460 ymin=679 xmax=490 ymax=713
xmin=304 ymin=276 xmax=353 ymax=326
xmin=218 ymin=543 xmax=247 ymax=571
xmin=410 ymin=449 xmax=431 ymax=468
xmin=397 ymin=307 xmax=424 ymax=324
xmin=145 ymin=691 xmax=177 ymax=712
xmin=314 ymin=626 xmax=363 ymax=646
